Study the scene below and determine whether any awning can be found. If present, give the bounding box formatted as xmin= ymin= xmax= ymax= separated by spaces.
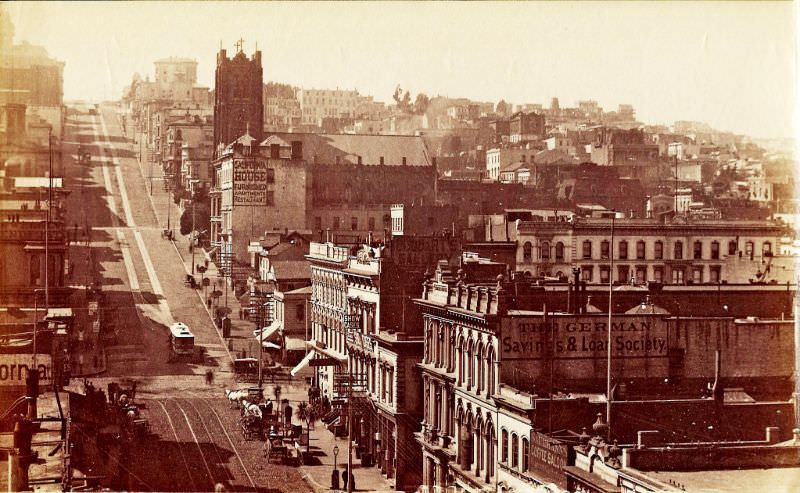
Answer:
xmin=253 ymin=320 xmax=282 ymax=340
xmin=203 ymin=247 xmax=218 ymax=262
xmin=290 ymin=351 xmax=315 ymax=377
xmin=306 ymin=339 xmax=347 ymax=362
xmin=283 ymin=336 xmax=306 ymax=351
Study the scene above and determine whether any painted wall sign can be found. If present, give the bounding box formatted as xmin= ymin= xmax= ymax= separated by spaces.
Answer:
xmin=500 ymin=315 xmax=668 ymax=360
xmin=529 ymin=431 xmax=572 ymax=488
xmin=0 ymin=355 xmax=52 ymax=387
xmin=233 ymin=159 xmax=270 ymax=205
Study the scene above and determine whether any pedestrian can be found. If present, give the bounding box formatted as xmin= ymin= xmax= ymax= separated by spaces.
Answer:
xmin=238 ymin=307 xmax=243 ymax=319
xmin=205 ymin=369 xmax=214 ymax=386
xmin=341 ymin=469 xmax=348 ymax=490
xmin=349 ymin=471 xmax=355 ymax=491
xmin=207 ymin=297 xmax=212 ymax=309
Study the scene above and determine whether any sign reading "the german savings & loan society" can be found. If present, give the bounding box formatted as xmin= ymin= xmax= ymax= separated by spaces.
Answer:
xmin=500 ymin=314 xmax=668 ymax=360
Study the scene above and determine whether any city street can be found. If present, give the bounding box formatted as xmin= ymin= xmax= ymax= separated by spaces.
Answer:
xmin=61 ymin=105 xmax=312 ymax=492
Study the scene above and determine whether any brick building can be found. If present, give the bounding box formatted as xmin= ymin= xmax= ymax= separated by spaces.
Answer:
xmin=213 ymin=44 xmax=264 ymax=157
xmin=414 ymin=261 xmax=796 ymax=493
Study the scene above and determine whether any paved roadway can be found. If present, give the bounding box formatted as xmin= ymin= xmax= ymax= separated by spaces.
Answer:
xmin=62 ymin=104 xmax=312 ymax=492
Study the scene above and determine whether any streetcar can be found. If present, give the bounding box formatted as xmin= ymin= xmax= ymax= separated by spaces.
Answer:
xmin=168 ymin=322 xmax=195 ymax=357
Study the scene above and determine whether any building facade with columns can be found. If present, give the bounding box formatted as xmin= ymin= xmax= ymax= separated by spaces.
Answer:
xmin=513 ymin=216 xmax=790 ymax=285
xmin=302 ymin=236 xmax=460 ymax=491
xmin=416 ymin=258 xmax=509 ymax=493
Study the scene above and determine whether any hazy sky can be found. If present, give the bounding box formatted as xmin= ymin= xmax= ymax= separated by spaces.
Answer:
xmin=5 ymin=1 xmax=796 ymax=138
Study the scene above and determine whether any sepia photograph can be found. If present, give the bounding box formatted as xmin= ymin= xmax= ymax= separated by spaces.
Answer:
xmin=0 ymin=1 xmax=797 ymax=492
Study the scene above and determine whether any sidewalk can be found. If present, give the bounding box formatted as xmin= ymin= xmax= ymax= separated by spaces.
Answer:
xmin=134 ymin=127 xmax=397 ymax=492
xmin=139 ymin=143 xmax=264 ymax=372
xmin=274 ymin=385 xmax=399 ymax=493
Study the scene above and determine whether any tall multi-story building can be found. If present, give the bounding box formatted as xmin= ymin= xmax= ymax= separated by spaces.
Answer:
xmin=508 ymin=111 xmax=545 ymax=143
xmin=510 ymin=216 xmax=790 ymax=285
xmin=299 ymin=236 xmax=459 ymax=491
xmin=154 ymin=57 xmax=198 ymax=85
xmin=213 ymin=44 xmax=264 ymax=156
xmin=415 ymin=259 xmax=796 ymax=493
xmin=209 ymin=131 xmax=436 ymax=279
xmin=297 ymin=88 xmax=371 ymax=127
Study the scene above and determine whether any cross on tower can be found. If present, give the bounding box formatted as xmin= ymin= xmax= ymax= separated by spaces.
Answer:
xmin=235 ymin=38 xmax=245 ymax=53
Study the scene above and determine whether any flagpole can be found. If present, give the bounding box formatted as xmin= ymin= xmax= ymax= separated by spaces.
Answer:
xmin=606 ymin=212 xmax=615 ymax=439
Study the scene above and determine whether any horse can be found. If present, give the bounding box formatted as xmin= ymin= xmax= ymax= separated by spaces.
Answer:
xmin=240 ymin=399 xmax=263 ymax=419
xmin=224 ymin=388 xmax=248 ymax=408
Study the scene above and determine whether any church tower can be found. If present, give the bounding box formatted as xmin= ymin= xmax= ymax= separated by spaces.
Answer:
xmin=213 ymin=40 xmax=263 ymax=158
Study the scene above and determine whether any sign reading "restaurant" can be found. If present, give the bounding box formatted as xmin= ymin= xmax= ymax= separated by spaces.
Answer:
xmin=233 ymin=159 xmax=271 ymax=205
xmin=500 ymin=315 xmax=668 ymax=360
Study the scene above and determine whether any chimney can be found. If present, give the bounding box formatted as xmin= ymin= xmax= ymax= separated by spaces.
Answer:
xmin=291 ymin=140 xmax=303 ymax=160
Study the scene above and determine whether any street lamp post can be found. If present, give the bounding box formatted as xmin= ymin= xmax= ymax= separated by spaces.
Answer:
xmin=166 ymin=181 xmax=172 ymax=235
xmin=333 ymin=444 xmax=339 ymax=472
xmin=332 ymin=443 xmax=340 ymax=492
xmin=191 ymin=193 xmax=196 ymax=275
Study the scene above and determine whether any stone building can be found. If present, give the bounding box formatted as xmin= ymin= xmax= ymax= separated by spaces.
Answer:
xmin=209 ymin=131 xmax=436 ymax=276
xmin=0 ymin=7 xmax=64 ymax=109
xmin=508 ymin=111 xmax=545 ymax=143
xmin=414 ymin=260 xmax=797 ymax=493
xmin=300 ymin=237 xmax=459 ymax=491
xmin=511 ymin=216 xmax=790 ymax=285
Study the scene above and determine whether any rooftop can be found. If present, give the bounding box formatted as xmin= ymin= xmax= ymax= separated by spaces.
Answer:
xmin=263 ymin=132 xmax=432 ymax=167
xmin=646 ymin=466 xmax=800 ymax=492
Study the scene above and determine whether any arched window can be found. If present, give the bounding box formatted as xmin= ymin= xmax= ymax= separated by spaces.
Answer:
xmin=522 ymin=437 xmax=530 ymax=472
xmin=511 ymin=433 xmax=519 ymax=468
xmin=448 ymin=327 xmax=456 ymax=373
xmin=541 ymin=241 xmax=550 ymax=260
xmin=693 ymin=241 xmax=703 ymax=259
xmin=475 ymin=418 xmax=483 ymax=476
xmin=425 ymin=324 xmax=433 ymax=364
xmin=763 ymin=241 xmax=772 ymax=256
xmin=601 ymin=240 xmax=610 ymax=259
xmin=501 ymin=429 xmax=509 ymax=463
xmin=728 ymin=240 xmax=737 ymax=255
xmin=486 ymin=348 xmax=496 ymax=397
xmin=485 ymin=423 xmax=495 ymax=481
xmin=523 ymin=242 xmax=532 ymax=262
xmin=457 ymin=337 xmax=464 ymax=384
xmin=674 ymin=241 xmax=684 ymax=260
xmin=476 ymin=342 xmax=484 ymax=392
xmin=555 ymin=242 xmax=565 ymax=261
xmin=467 ymin=340 xmax=474 ymax=388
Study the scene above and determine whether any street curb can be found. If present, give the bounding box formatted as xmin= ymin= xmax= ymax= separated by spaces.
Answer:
xmin=167 ymin=235 xmax=235 ymax=365
xmin=299 ymin=470 xmax=327 ymax=493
